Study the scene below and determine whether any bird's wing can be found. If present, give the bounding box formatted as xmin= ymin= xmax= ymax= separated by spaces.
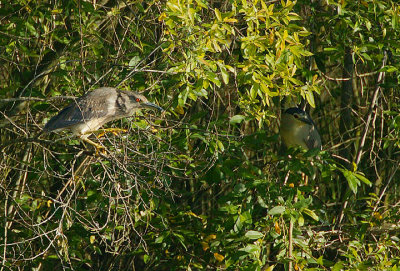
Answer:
xmin=44 ymin=103 xmax=79 ymax=131
xmin=44 ymin=91 xmax=117 ymax=131
xmin=304 ymin=126 xmax=322 ymax=150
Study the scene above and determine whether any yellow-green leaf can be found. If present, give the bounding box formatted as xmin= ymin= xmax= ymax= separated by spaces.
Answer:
xmin=215 ymin=8 xmax=222 ymax=21
xmin=303 ymin=208 xmax=319 ymax=221
xmin=305 ymin=90 xmax=315 ymax=108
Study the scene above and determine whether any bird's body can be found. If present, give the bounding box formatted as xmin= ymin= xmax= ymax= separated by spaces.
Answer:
xmin=280 ymin=107 xmax=322 ymax=150
xmin=44 ymin=87 xmax=163 ymax=136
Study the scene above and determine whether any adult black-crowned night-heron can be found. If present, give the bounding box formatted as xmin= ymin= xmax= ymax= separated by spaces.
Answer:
xmin=280 ymin=107 xmax=322 ymax=150
xmin=44 ymin=87 xmax=163 ymax=148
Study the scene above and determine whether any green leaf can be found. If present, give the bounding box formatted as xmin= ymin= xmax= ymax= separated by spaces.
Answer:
xmin=305 ymin=90 xmax=315 ymax=108
xmin=234 ymin=215 xmax=243 ymax=231
xmin=300 ymin=50 xmax=313 ymax=57
xmin=379 ymin=66 xmax=398 ymax=73
xmin=245 ymin=230 xmax=264 ymax=240
xmin=354 ymin=172 xmax=372 ymax=186
xmin=230 ymin=115 xmax=246 ymax=124
xmin=129 ymin=56 xmax=141 ymax=67
xmin=239 ymin=244 xmax=260 ymax=254
xmin=339 ymin=168 xmax=371 ymax=194
xmin=217 ymin=140 xmax=224 ymax=152
xmin=332 ymin=261 xmax=345 ymax=271
xmin=324 ymin=47 xmax=338 ymax=52
xmin=215 ymin=8 xmax=222 ymax=21
xmin=234 ymin=183 xmax=246 ymax=193
xmin=361 ymin=53 xmax=372 ymax=61
xmin=288 ymin=77 xmax=303 ymax=85
xmin=173 ymin=233 xmax=187 ymax=250
xmin=205 ymin=71 xmax=221 ymax=87
xmin=190 ymin=133 xmax=207 ymax=142
xmin=303 ymin=208 xmax=319 ymax=221
xmin=298 ymin=214 xmax=304 ymax=226
xmin=26 ymin=21 xmax=38 ymax=37
xmin=155 ymin=235 xmax=165 ymax=244
xmin=194 ymin=0 xmax=208 ymax=8
xmin=268 ymin=206 xmax=285 ymax=215
xmin=220 ymin=65 xmax=229 ymax=84
xmin=87 ymin=190 xmax=96 ymax=197
xmin=340 ymin=169 xmax=359 ymax=194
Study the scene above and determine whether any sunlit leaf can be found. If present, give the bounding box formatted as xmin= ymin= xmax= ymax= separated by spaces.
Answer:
xmin=354 ymin=172 xmax=372 ymax=186
xmin=245 ymin=230 xmax=264 ymax=239
xmin=303 ymin=208 xmax=319 ymax=221
xmin=305 ymin=90 xmax=315 ymax=108
xmin=214 ymin=252 xmax=224 ymax=262
xmin=214 ymin=8 xmax=222 ymax=21
xmin=268 ymin=206 xmax=285 ymax=215
xmin=230 ymin=115 xmax=246 ymax=124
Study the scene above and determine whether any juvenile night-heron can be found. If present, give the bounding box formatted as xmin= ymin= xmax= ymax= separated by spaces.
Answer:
xmin=43 ymin=87 xmax=164 ymax=149
xmin=280 ymin=107 xmax=322 ymax=150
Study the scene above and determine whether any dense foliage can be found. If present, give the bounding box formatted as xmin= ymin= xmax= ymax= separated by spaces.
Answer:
xmin=1 ymin=0 xmax=400 ymax=270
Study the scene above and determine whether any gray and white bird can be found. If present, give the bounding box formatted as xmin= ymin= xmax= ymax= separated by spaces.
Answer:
xmin=280 ymin=107 xmax=322 ymax=150
xmin=44 ymin=87 xmax=163 ymax=148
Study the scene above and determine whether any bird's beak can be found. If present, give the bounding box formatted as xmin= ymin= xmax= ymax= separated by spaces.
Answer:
xmin=299 ymin=115 xmax=312 ymax=125
xmin=142 ymin=102 xmax=164 ymax=112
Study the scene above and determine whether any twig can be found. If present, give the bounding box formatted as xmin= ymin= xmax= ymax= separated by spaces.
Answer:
xmin=372 ymin=162 xmax=400 ymax=214
xmin=338 ymin=51 xmax=388 ymax=226
xmin=1 ymin=193 xmax=8 ymax=271
xmin=0 ymin=96 xmax=76 ymax=103
xmin=288 ymin=194 xmax=298 ymax=271
xmin=288 ymin=218 xmax=294 ymax=271
xmin=354 ymin=51 xmax=387 ymax=165
xmin=321 ymin=70 xmax=379 ymax=81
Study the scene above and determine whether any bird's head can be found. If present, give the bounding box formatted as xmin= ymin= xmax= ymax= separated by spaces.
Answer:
xmin=282 ymin=107 xmax=313 ymax=126
xmin=123 ymin=91 xmax=164 ymax=113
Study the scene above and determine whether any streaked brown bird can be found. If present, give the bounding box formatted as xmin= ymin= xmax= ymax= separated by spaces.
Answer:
xmin=44 ymin=87 xmax=163 ymax=149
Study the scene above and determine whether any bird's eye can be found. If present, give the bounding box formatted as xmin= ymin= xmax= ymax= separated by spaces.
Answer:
xmin=293 ymin=114 xmax=299 ymax=119
xmin=136 ymin=98 xmax=141 ymax=102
